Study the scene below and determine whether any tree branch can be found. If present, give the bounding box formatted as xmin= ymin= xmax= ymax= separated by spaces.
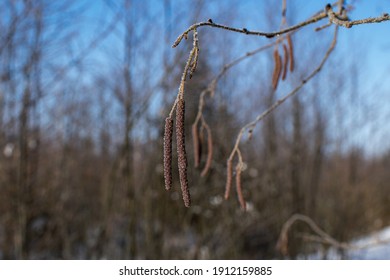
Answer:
xmin=172 ymin=3 xmax=389 ymax=48
xmin=224 ymin=25 xmax=339 ymax=204
xmin=277 ymin=214 xmax=390 ymax=256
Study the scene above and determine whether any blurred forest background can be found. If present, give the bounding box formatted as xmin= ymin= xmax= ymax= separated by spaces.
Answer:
xmin=0 ymin=0 xmax=389 ymax=259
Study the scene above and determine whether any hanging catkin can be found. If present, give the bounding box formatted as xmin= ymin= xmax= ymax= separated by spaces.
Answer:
xmin=235 ymin=163 xmax=246 ymax=211
xmin=287 ymin=34 xmax=294 ymax=72
xmin=163 ymin=117 xmax=173 ymax=191
xmin=192 ymin=123 xmax=200 ymax=168
xmin=200 ymin=123 xmax=213 ymax=177
xmin=272 ymin=49 xmax=282 ymax=90
xmin=224 ymin=158 xmax=233 ymax=200
xmin=282 ymin=44 xmax=289 ymax=81
xmin=176 ymin=97 xmax=191 ymax=207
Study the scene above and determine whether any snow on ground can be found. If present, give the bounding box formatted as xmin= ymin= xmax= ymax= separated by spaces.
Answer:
xmin=307 ymin=226 xmax=390 ymax=260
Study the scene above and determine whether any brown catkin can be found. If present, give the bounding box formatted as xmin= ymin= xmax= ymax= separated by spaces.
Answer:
xmin=287 ymin=34 xmax=294 ymax=72
xmin=276 ymin=232 xmax=289 ymax=256
xmin=199 ymin=126 xmax=204 ymax=161
xmin=282 ymin=44 xmax=289 ymax=81
xmin=163 ymin=117 xmax=173 ymax=191
xmin=235 ymin=164 xmax=246 ymax=211
xmin=200 ymin=123 xmax=213 ymax=177
xmin=192 ymin=123 xmax=200 ymax=168
xmin=176 ymin=97 xmax=191 ymax=207
xmin=272 ymin=49 xmax=282 ymax=90
xmin=224 ymin=158 xmax=233 ymax=200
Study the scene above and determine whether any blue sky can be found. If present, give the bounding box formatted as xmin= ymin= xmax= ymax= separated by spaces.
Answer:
xmin=73 ymin=0 xmax=390 ymax=155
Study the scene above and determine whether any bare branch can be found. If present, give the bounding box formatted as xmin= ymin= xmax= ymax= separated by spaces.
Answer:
xmin=166 ymin=1 xmax=390 ymax=208
xmin=276 ymin=214 xmax=349 ymax=255
xmin=326 ymin=4 xmax=390 ymax=28
xmin=227 ymin=26 xmax=339 ymax=181
xmin=173 ymin=3 xmax=389 ymax=48
xmin=277 ymin=214 xmax=390 ymax=256
xmin=173 ymin=12 xmax=328 ymax=47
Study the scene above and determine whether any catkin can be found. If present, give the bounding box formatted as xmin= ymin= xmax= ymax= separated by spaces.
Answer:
xmin=163 ymin=117 xmax=173 ymax=191
xmin=224 ymin=158 xmax=233 ymax=200
xmin=287 ymin=34 xmax=294 ymax=72
xmin=192 ymin=123 xmax=200 ymax=168
xmin=176 ymin=97 xmax=191 ymax=207
xmin=282 ymin=44 xmax=289 ymax=81
xmin=200 ymin=123 xmax=213 ymax=177
xmin=235 ymin=164 xmax=246 ymax=211
xmin=199 ymin=126 xmax=204 ymax=162
xmin=272 ymin=49 xmax=282 ymax=90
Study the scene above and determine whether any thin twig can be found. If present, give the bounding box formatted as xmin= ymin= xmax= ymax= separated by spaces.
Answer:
xmin=169 ymin=30 xmax=199 ymax=118
xmin=326 ymin=4 xmax=389 ymax=28
xmin=227 ymin=25 xmax=339 ymax=172
xmin=193 ymin=41 xmax=277 ymax=133
xmin=277 ymin=214 xmax=390 ymax=255
xmin=300 ymin=233 xmax=390 ymax=252
xmin=173 ymin=12 xmax=328 ymax=48
xmin=167 ymin=1 xmax=390 ymax=208
xmin=172 ymin=3 xmax=389 ymax=48
xmin=276 ymin=214 xmax=348 ymax=255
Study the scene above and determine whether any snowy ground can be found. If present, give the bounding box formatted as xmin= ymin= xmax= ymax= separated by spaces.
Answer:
xmin=307 ymin=226 xmax=390 ymax=260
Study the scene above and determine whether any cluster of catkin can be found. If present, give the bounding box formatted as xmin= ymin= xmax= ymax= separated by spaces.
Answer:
xmin=164 ymin=97 xmax=191 ymax=207
xmin=272 ymin=34 xmax=294 ymax=90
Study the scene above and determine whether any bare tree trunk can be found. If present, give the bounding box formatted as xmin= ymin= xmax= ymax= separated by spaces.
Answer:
xmin=123 ymin=99 xmax=136 ymax=259
xmin=308 ymin=109 xmax=325 ymax=216
xmin=263 ymin=90 xmax=280 ymax=196
xmin=290 ymin=96 xmax=304 ymax=214
xmin=15 ymin=2 xmax=43 ymax=258
xmin=123 ymin=0 xmax=136 ymax=258
xmin=15 ymin=86 xmax=30 ymax=259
